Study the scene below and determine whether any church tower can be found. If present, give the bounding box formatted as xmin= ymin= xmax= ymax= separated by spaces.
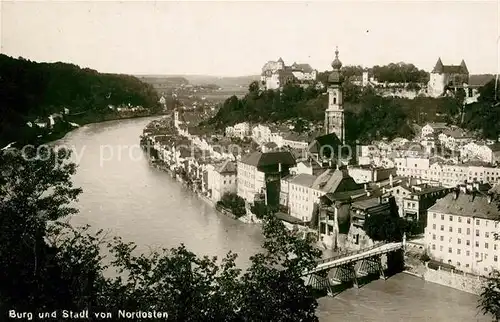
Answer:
xmin=324 ymin=47 xmax=345 ymax=144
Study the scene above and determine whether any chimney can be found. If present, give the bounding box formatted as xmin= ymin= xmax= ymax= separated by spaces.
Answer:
xmin=487 ymin=193 xmax=493 ymax=204
xmin=389 ymin=173 xmax=393 ymax=187
xmin=278 ymin=162 xmax=282 ymax=173
xmin=453 ymin=188 xmax=459 ymax=200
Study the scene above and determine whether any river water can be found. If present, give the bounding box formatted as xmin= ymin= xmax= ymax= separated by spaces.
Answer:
xmin=56 ymin=117 xmax=489 ymax=322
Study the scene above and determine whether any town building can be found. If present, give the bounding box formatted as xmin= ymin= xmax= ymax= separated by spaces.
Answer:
xmin=347 ymin=165 xmax=396 ymax=184
xmin=421 ymin=122 xmax=449 ymax=138
xmin=260 ymin=57 xmax=317 ymax=90
xmin=425 ymin=189 xmax=500 ymax=276
xmin=394 ymin=156 xmax=500 ymax=187
xmin=237 ymin=151 xmax=296 ymax=205
xmin=225 ymin=122 xmax=250 ymax=139
xmin=206 ymin=160 xmax=237 ymax=202
xmin=324 ymin=47 xmax=345 ymax=144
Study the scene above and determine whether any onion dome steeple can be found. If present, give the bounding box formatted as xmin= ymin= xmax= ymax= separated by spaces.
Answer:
xmin=328 ymin=46 xmax=343 ymax=84
xmin=331 ymin=47 xmax=342 ymax=70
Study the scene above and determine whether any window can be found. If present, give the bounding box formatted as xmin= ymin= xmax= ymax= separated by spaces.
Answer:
xmin=457 ymin=249 xmax=461 ymax=255
xmin=466 ymin=240 xmax=470 ymax=246
xmin=432 ymin=234 xmax=436 ymax=240
xmin=432 ymin=244 xmax=436 ymax=250
xmin=466 ymin=251 xmax=470 ymax=256
xmin=449 ymin=227 xmax=453 ymax=233
xmin=467 ymin=228 xmax=470 ymax=235
xmin=458 ymin=238 xmax=461 ymax=244
xmin=441 ymin=214 xmax=445 ymax=220
xmin=441 ymin=225 xmax=444 ymax=231
xmin=475 ymin=252 xmax=479 ymax=258
xmin=486 ymin=232 xmax=490 ymax=238
xmin=466 ymin=263 xmax=470 ymax=268
xmin=458 ymin=217 xmax=462 ymax=223
xmin=476 ymin=241 xmax=479 ymax=247
xmin=448 ymin=247 xmax=452 ymax=253
xmin=458 ymin=228 xmax=462 ymax=234
xmin=495 ymin=244 xmax=498 ymax=251
xmin=476 ymin=219 xmax=480 ymax=225
xmin=467 ymin=218 xmax=471 ymax=224
xmin=440 ymin=246 xmax=443 ymax=251
xmin=440 ymin=236 xmax=444 ymax=241
xmin=433 ymin=213 xmax=436 ymax=219
xmin=476 ymin=230 xmax=480 ymax=237
xmin=495 ymin=255 xmax=498 ymax=262
xmin=433 ymin=224 xmax=436 ymax=230
xmin=449 ymin=216 xmax=453 ymax=221
xmin=485 ymin=243 xmax=489 ymax=249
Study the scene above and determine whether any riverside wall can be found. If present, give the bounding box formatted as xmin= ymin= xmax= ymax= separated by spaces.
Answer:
xmin=422 ymin=263 xmax=486 ymax=295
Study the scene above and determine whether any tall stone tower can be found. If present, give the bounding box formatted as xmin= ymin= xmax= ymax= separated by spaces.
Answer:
xmin=324 ymin=47 xmax=345 ymax=144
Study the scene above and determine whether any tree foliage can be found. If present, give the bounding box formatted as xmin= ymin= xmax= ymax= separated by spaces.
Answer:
xmin=463 ymin=79 xmax=500 ymax=139
xmin=363 ymin=198 xmax=407 ymax=243
xmin=217 ymin=192 xmax=246 ymax=218
xmin=0 ymin=54 xmax=161 ymax=146
xmin=478 ymin=270 xmax=500 ymax=321
xmin=0 ymin=146 xmax=322 ymax=321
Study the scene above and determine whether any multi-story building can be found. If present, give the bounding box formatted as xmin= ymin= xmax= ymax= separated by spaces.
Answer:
xmin=237 ymin=151 xmax=296 ymax=205
xmin=251 ymin=125 xmax=272 ymax=144
xmin=425 ymin=189 xmax=500 ymax=276
xmin=421 ymin=122 xmax=449 ymax=138
xmin=225 ymin=122 xmax=250 ymax=139
xmin=386 ymin=181 xmax=452 ymax=229
xmin=395 ymin=156 xmax=500 ymax=187
xmin=288 ymin=174 xmax=319 ymax=223
xmin=260 ymin=57 xmax=317 ymax=90
xmin=206 ymin=160 xmax=237 ymax=202
xmin=347 ymin=165 xmax=396 ymax=184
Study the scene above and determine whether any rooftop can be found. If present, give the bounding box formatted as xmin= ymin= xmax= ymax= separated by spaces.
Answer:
xmin=290 ymin=173 xmax=317 ymax=188
xmin=428 ymin=192 xmax=500 ymax=221
xmin=239 ymin=151 xmax=296 ymax=167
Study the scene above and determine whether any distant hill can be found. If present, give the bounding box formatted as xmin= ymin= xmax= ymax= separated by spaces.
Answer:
xmin=136 ymin=74 xmax=260 ymax=89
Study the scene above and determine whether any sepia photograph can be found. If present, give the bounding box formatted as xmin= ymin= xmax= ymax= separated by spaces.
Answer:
xmin=1 ymin=1 xmax=500 ymax=321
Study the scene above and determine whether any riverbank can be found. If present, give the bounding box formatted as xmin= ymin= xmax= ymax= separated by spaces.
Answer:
xmin=7 ymin=110 xmax=166 ymax=149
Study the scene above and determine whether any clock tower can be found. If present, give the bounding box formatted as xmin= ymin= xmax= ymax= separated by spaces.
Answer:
xmin=324 ymin=47 xmax=345 ymax=144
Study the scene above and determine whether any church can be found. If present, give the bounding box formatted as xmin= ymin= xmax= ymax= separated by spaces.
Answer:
xmin=307 ymin=47 xmax=346 ymax=166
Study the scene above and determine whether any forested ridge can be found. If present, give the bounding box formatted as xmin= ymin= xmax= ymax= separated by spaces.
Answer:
xmin=0 ymin=54 xmax=161 ymax=146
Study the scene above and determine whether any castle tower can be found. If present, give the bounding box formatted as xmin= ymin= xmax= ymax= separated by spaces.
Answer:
xmin=324 ymin=47 xmax=345 ymax=144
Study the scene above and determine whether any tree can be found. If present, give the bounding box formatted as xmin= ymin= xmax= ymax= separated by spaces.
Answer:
xmin=218 ymin=192 xmax=246 ymax=218
xmin=363 ymin=197 xmax=406 ymax=243
xmin=478 ymin=270 xmax=500 ymax=321
xmin=1 ymin=146 xmax=322 ymax=320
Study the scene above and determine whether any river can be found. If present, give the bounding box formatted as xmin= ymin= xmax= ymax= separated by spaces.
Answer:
xmin=56 ymin=117 xmax=489 ymax=322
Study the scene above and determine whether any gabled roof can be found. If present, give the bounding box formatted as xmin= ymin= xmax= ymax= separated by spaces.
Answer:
xmin=309 ymin=133 xmax=342 ymax=154
xmin=239 ymin=151 xmax=296 ymax=167
xmin=215 ymin=160 xmax=237 ymax=174
xmin=432 ymin=57 xmax=468 ymax=75
xmin=429 ymin=193 xmax=500 ymax=220
xmin=469 ymin=74 xmax=495 ymax=87
xmin=425 ymin=122 xmax=448 ymax=130
xmin=291 ymin=63 xmax=314 ymax=73
xmin=312 ymin=168 xmax=361 ymax=193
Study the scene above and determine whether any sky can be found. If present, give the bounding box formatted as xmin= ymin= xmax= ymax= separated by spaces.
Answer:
xmin=1 ymin=1 xmax=499 ymax=76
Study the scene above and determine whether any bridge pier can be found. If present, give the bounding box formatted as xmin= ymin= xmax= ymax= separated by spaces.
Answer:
xmin=332 ymin=263 xmax=359 ymax=288
xmin=357 ymin=255 xmax=385 ymax=280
